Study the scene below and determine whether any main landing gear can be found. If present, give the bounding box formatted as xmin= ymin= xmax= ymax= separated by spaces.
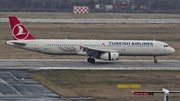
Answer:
xmin=154 ymin=56 xmax=158 ymax=63
xmin=87 ymin=57 xmax=95 ymax=64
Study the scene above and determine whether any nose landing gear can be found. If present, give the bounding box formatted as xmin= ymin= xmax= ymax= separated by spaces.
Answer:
xmin=154 ymin=56 xmax=158 ymax=63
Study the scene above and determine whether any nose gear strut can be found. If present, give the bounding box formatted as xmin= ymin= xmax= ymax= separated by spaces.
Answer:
xmin=154 ymin=56 xmax=157 ymax=63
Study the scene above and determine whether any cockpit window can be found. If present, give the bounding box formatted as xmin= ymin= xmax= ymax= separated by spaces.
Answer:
xmin=164 ymin=45 xmax=169 ymax=47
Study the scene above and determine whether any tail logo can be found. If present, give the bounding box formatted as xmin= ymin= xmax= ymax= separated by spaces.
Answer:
xmin=12 ymin=23 xmax=29 ymax=40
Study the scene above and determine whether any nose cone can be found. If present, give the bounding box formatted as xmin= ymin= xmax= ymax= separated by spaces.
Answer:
xmin=170 ymin=47 xmax=175 ymax=54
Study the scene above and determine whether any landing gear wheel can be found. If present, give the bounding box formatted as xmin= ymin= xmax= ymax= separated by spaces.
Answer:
xmin=90 ymin=58 xmax=95 ymax=64
xmin=87 ymin=58 xmax=91 ymax=62
xmin=87 ymin=57 xmax=95 ymax=63
xmin=153 ymin=56 xmax=158 ymax=63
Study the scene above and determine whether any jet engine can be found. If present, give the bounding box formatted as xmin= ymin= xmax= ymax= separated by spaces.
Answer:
xmin=100 ymin=52 xmax=119 ymax=60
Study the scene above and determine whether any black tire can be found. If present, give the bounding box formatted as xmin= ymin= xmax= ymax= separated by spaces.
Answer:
xmin=154 ymin=60 xmax=157 ymax=63
xmin=87 ymin=58 xmax=91 ymax=62
xmin=90 ymin=58 xmax=95 ymax=64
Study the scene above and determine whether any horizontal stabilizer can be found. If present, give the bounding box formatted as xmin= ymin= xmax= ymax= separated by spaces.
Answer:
xmin=12 ymin=42 xmax=26 ymax=46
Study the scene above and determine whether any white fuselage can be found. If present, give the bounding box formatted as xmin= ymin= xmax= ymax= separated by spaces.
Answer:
xmin=6 ymin=39 xmax=175 ymax=56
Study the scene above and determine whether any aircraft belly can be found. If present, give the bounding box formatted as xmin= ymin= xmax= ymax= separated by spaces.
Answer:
xmin=119 ymin=47 xmax=155 ymax=56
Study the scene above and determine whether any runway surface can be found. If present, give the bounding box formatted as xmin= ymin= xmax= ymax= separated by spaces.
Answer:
xmin=0 ymin=59 xmax=179 ymax=70
xmin=1 ymin=18 xmax=180 ymax=23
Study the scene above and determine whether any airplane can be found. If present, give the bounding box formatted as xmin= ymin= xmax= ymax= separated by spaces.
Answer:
xmin=5 ymin=16 xmax=175 ymax=63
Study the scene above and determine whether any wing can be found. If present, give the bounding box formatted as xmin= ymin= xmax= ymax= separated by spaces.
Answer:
xmin=82 ymin=46 xmax=118 ymax=56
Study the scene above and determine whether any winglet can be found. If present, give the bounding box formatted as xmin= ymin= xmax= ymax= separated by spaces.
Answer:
xmin=9 ymin=16 xmax=36 ymax=40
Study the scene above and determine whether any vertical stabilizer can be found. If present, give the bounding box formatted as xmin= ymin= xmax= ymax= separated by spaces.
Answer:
xmin=9 ymin=16 xmax=36 ymax=40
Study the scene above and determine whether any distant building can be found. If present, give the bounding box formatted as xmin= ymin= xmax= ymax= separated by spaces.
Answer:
xmin=113 ymin=0 xmax=131 ymax=10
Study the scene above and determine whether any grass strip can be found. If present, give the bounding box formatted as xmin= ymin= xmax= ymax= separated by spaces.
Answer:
xmin=29 ymin=70 xmax=180 ymax=101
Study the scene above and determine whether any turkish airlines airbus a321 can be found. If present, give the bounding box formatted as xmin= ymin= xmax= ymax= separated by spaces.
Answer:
xmin=5 ymin=16 xmax=175 ymax=63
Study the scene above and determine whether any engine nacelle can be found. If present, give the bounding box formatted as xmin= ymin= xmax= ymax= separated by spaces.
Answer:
xmin=100 ymin=52 xmax=119 ymax=61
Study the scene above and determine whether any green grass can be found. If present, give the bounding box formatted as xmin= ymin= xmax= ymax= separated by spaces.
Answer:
xmin=29 ymin=70 xmax=180 ymax=101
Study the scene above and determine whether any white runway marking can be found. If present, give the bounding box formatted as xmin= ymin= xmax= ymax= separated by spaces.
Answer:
xmin=1 ymin=18 xmax=180 ymax=23
xmin=9 ymin=72 xmax=21 ymax=82
xmin=35 ymin=67 xmax=180 ymax=70
xmin=0 ymin=92 xmax=3 ymax=96
xmin=0 ymin=78 xmax=22 ymax=96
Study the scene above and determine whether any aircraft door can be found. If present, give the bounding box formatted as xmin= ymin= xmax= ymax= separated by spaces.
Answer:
xmin=154 ymin=42 xmax=159 ymax=51
xmin=34 ymin=40 xmax=39 ymax=52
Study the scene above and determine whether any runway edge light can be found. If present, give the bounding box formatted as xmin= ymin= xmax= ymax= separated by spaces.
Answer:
xmin=117 ymin=84 xmax=141 ymax=89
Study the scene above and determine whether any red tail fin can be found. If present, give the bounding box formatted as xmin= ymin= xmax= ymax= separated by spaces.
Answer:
xmin=9 ymin=16 xmax=36 ymax=40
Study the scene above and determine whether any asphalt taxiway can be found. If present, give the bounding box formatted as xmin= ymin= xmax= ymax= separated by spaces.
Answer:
xmin=0 ymin=70 xmax=61 ymax=101
xmin=0 ymin=59 xmax=179 ymax=70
